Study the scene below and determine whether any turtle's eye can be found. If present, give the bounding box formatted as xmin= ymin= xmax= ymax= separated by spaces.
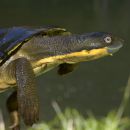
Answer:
xmin=104 ymin=36 xmax=112 ymax=43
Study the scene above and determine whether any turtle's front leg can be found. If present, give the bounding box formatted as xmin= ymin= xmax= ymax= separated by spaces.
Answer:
xmin=15 ymin=58 xmax=39 ymax=126
xmin=6 ymin=57 xmax=39 ymax=129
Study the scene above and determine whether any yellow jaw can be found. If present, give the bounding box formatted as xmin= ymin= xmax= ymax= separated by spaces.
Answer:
xmin=34 ymin=47 xmax=110 ymax=67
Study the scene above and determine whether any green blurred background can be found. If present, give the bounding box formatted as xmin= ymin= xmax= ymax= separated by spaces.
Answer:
xmin=0 ymin=0 xmax=130 ymax=127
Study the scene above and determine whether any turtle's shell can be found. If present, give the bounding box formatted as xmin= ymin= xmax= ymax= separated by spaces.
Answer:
xmin=0 ymin=26 xmax=67 ymax=66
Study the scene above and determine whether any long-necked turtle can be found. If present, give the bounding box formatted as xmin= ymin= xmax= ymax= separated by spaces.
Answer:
xmin=0 ymin=26 xmax=124 ymax=130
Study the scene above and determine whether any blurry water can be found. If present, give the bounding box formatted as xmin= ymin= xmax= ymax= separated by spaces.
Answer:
xmin=0 ymin=0 xmax=130 ymax=126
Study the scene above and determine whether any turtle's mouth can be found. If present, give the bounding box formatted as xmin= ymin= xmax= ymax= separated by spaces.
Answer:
xmin=106 ymin=42 xmax=123 ymax=54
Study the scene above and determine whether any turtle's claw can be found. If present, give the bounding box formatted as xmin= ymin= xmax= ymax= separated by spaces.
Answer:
xmin=9 ymin=124 xmax=20 ymax=130
xmin=9 ymin=111 xmax=20 ymax=130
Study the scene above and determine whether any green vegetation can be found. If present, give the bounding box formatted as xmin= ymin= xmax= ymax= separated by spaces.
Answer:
xmin=28 ymin=76 xmax=130 ymax=130
xmin=29 ymin=109 xmax=130 ymax=130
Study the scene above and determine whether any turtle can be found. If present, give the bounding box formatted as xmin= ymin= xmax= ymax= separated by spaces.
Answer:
xmin=0 ymin=26 xmax=124 ymax=130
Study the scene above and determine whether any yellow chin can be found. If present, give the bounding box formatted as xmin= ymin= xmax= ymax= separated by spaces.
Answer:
xmin=34 ymin=47 xmax=110 ymax=66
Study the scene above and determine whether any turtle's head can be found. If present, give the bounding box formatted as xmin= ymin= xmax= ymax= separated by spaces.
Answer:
xmin=60 ymin=32 xmax=124 ymax=63
xmin=69 ymin=32 xmax=124 ymax=62
xmin=79 ymin=32 xmax=124 ymax=54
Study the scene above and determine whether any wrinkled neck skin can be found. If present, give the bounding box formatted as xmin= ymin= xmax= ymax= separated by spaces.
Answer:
xmin=21 ymin=34 xmax=105 ymax=57
xmin=21 ymin=35 xmax=87 ymax=56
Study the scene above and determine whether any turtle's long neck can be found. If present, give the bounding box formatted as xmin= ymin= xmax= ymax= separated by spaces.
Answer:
xmin=22 ymin=34 xmax=104 ymax=59
xmin=26 ymin=35 xmax=94 ymax=56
